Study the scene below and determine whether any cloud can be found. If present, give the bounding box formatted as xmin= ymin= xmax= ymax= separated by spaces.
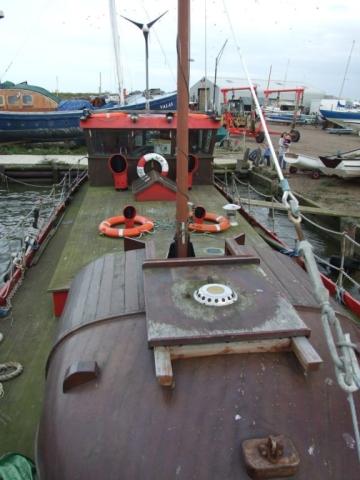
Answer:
xmin=0 ymin=0 xmax=358 ymax=99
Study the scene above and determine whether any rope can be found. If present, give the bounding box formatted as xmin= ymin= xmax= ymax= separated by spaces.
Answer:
xmin=298 ymin=240 xmax=360 ymax=460
xmin=0 ymin=334 xmax=23 ymax=399
xmin=217 ymin=164 xmax=360 ymax=459
xmin=0 ymin=362 xmax=23 ymax=382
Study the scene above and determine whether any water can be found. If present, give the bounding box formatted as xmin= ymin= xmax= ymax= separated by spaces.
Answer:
xmin=0 ymin=185 xmax=55 ymax=284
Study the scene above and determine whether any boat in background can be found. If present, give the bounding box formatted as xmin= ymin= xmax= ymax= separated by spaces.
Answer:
xmin=0 ymin=82 xmax=177 ymax=143
xmin=0 ymin=81 xmax=60 ymax=111
xmin=319 ymin=148 xmax=360 ymax=179
xmin=120 ymin=90 xmax=177 ymax=110
xmin=286 ymin=148 xmax=360 ymax=179
xmin=320 ymin=100 xmax=360 ymax=133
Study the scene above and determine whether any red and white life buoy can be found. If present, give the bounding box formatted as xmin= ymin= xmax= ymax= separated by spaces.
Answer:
xmin=137 ymin=153 xmax=169 ymax=178
xmin=99 ymin=215 xmax=154 ymax=238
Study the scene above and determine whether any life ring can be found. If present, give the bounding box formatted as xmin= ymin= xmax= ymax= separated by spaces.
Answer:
xmin=188 ymin=212 xmax=230 ymax=233
xmin=137 ymin=153 xmax=169 ymax=178
xmin=99 ymin=215 xmax=154 ymax=238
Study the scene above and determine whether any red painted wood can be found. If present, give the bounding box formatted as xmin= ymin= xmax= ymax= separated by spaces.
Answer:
xmin=53 ymin=290 xmax=69 ymax=317
xmin=81 ymin=111 xmax=220 ymax=130
xmin=134 ymin=183 xmax=177 ymax=202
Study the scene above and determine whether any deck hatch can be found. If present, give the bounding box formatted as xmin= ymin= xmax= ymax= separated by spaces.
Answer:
xmin=143 ymin=256 xmax=310 ymax=347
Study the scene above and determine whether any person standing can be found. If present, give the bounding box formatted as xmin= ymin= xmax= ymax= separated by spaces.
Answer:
xmin=263 ymin=145 xmax=271 ymax=167
xmin=278 ymin=132 xmax=291 ymax=172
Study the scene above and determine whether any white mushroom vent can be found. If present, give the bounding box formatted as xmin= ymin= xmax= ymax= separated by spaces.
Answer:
xmin=193 ymin=283 xmax=237 ymax=307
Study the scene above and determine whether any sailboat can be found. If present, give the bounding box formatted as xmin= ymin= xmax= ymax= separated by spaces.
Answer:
xmin=35 ymin=2 xmax=360 ymax=479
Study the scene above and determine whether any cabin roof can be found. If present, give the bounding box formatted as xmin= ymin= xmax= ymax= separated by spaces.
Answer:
xmin=80 ymin=111 xmax=220 ymax=130
xmin=0 ymin=82 xmax=60 ymax=103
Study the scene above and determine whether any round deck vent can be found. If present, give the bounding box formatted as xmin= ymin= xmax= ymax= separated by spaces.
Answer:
xmin=204 ymin=247 xmax=224 ymax=255
xmin=193 ymin=283 xmax=237 ymax=307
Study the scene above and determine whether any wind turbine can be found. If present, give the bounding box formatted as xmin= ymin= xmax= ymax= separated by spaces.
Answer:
xmin=121 ymin=11 xmax=167 ymax=110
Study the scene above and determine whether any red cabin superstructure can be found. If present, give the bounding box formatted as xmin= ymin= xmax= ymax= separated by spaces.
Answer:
xmin=81 ymin=111 xmax=220 ymax=188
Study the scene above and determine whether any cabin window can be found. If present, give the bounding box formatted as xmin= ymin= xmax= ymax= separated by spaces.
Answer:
xmin=0 ymin=96 xmax=4 ymax=106
xmin=7 ymin=94 xmax=20 ymax=105
xmin=22 ymin=94 xmax=33 ymax=105
xmin=189 ymin=129 xmax=213 ymax=154
xmin=87 ymin=129 xmax=131 ymax=155
xmin=131 ymin=129 xmax=172 ymax=156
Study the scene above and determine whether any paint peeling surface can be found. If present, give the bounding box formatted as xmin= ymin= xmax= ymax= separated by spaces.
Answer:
xmin=144 ymin=263 xmax=310 ymax=346
xmin=342 ymin=433 xmax=355 ymax=449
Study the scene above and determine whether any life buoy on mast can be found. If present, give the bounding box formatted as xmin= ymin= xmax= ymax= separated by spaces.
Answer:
xmin=137 ymin=153 xmax=169 ymax=178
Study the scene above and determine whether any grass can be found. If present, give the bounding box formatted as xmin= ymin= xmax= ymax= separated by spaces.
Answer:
xmin=0 ymin=143 xmax=87 ymax=156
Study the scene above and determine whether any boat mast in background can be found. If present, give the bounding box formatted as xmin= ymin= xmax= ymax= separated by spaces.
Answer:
xmin=175 ymin=0 xmax=190 ymax=257
xmin=121 ymin=11 xmax=167 ymax=110
xmin=212 ymin=39 xmax=227 ymax=112
xmin=108 ymin=0 xmax=124 ymax=104
xmin=338 ymin=40 xmax=355 ymax=100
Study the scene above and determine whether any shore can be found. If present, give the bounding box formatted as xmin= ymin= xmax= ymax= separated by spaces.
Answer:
xmin=220 ymin=124 xmax=360 ymax=216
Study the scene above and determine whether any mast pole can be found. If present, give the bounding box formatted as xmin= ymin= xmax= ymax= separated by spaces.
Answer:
xmin=175 ymin=0 xmax=190 ymax=258
xmin=108 ymin=0 xmax=124 ymax=104
xmin=338 ymin=40 xmax=355 ymax=99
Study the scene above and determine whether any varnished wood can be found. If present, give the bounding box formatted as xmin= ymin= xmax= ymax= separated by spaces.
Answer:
xmin=291 ymin=336 xmax=323 ymax=371
xmin=143 ymin=255 xmax=260 ymax=269
xmin=154 ymin=346 xmax=173 ymax=386
xmin=169 ymin=338 xmax=291 ymax=360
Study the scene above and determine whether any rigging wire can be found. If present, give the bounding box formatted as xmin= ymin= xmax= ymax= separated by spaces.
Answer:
xmin=222 ymin=0 xmax=360 ymax=461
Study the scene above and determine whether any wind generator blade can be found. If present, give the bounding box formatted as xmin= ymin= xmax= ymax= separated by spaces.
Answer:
xmin=120 ymin=15 xmax=144 ymax=30
xmin=147 ymin=10 xmax=168 ymax=29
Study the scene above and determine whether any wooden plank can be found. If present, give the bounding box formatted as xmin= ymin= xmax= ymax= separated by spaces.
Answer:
xmin=109 ymin=252 xmax=126 ymax=317
xmin=237 ymin=197 xmax=360 ymax=218
xmin=143 ymin=255 xmax=260 ymax=269
xmin=169 ymin=338 xmax=291 ymax=360
xmin=224 ymin=238 xmax=258 ymax=258
xmin=124 ymin=250 xmax=143 ymax=313
xmin=250 ymin=243 xmax=317 ymax=306
xmin=95 ymin=254 xmax=116 ymax=319
xmin=291 ymin=336 xmax=323 ymax=371
xmin=154 ymin=346 xmax=173 ymax=387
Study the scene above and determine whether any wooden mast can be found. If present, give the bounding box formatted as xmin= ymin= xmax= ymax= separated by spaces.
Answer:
xmin=175 ymin=0 xmax=190 ymax=258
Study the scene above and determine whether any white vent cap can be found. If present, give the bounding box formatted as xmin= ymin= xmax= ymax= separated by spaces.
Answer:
xmin=193 ymin=283 xmax=237 ymax=307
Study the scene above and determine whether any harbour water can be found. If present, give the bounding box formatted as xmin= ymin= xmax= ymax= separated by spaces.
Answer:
xmin=0 ymin=185 xmax=54 ymax=284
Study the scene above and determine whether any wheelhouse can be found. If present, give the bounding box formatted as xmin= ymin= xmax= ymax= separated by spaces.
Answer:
xmin=81 ymin=111 xmax=220 ymax=186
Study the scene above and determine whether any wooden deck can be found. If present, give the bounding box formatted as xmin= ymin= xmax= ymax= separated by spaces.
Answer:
xmin=48 ymin=184 xmax=256 ymax=293
xmin=1 ymin=179 xmax=356 ymax=461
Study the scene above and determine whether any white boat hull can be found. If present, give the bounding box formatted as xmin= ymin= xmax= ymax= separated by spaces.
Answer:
xmin=284 ymin=152 xmax=322 ymax=170
xmin=320 ymin=160 xmax=360 ymax=179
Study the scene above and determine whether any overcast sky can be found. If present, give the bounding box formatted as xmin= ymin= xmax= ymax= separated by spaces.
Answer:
xmin=0 ymin=0 xmax=358 ymax=99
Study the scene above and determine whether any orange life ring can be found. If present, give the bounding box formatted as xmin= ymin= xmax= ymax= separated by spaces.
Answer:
xmin=137 ymin=153 xmax=169 ymax=178
xmin=99 ymin=215 xmax=154 ymax=238
xmin=188 ymin=213 xmax=230 ymax=233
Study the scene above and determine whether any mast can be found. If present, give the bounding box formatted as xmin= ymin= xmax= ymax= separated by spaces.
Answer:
xmin=108 ymin=0 xmax=124 ymax=104
xmin=212 ymin=39 xmax=227 ymax=113
xmin=175 ymin=0 xmax=190 ymax=258
xmin=338 ymin=40 xmax=355 ymax=99
xmin=204 ymin=0 xmax=208 ymax=111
